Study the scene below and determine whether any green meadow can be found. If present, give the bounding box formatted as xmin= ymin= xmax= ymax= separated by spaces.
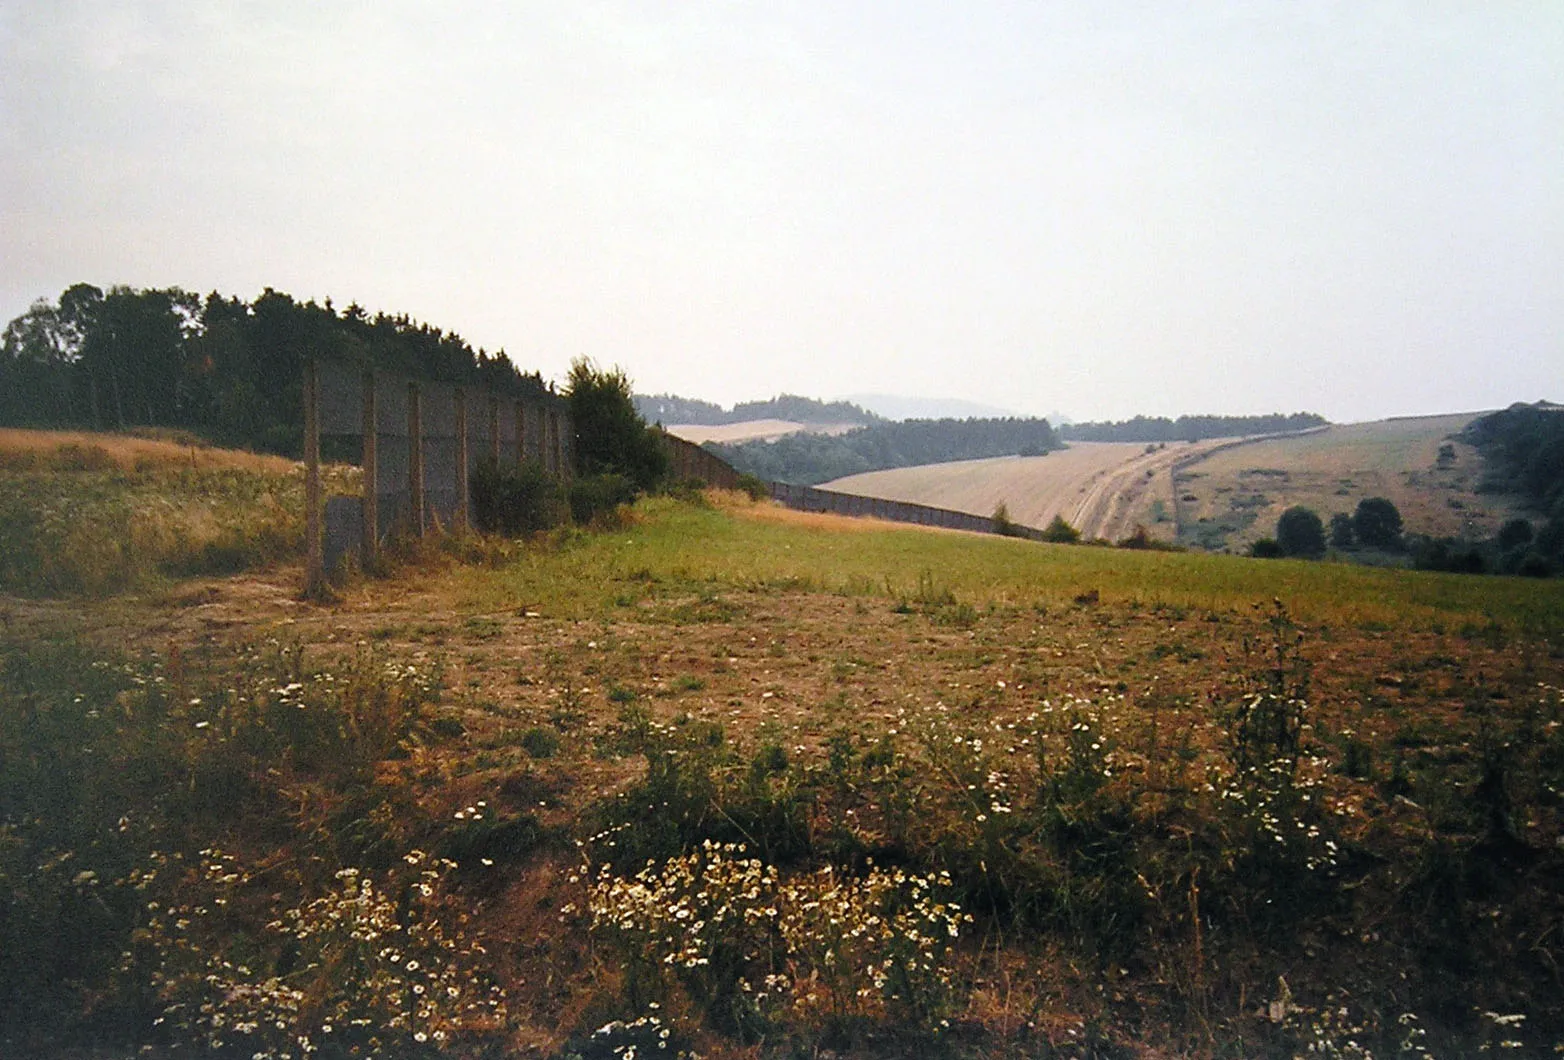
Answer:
xmin=465 ymin=496 xmax=1564 ymax=633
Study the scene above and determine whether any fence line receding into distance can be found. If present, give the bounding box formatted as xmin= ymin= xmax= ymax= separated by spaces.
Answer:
xmin=303 ymin=359 xmax=573 ymax=595
xmin=302 ymin=368 xmax=1054 ymax=594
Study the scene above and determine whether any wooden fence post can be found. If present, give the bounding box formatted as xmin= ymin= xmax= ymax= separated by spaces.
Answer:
xmin=303 ymin=359 xmax=325 ymax=598
xmin=454 ymin=387 xmax=469 ymax=533
xmin=361 ymin=370 xmax=378 ymax=566
xmin=408 ymin=381 xmax=425 ymax=537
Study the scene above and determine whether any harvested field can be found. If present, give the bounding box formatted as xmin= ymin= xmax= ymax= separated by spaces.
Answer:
xmin=1173 ymin=413 xmax=1519 ymax=551
xmin=824 ymin=439 xmax=1236 ymax=542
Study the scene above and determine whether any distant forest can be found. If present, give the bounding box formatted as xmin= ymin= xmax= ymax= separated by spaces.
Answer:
xmin=1060 ymin=412 xmax=1327 ymax=443
xmin=0 ymin=284 xmax=551 ymax=457
xmin=709 ymin=418 xmax=1062 ymax=485
xmin=635 ymin=392 xmax=878 ymax=427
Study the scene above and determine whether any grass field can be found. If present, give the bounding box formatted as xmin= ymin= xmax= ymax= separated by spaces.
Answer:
xmin=454 ymin=495 xmax=1564 ymax=634
xmin=0 ymin=428 xmax=356 ymax=595
xmin=6 ymin=485 xmax=1564 ymax=1058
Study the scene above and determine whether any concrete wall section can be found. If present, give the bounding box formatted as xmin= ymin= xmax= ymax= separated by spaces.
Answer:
xmin=768 ymin=482 xmax=1045 ymax=540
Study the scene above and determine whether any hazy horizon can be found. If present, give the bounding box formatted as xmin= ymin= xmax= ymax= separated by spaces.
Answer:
xmin=3 ymin=3 xmax=1559 ymax=423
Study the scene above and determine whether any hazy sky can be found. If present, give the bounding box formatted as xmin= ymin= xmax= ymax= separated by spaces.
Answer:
xmin=2 ymin=2 xmax=1559 ymax=423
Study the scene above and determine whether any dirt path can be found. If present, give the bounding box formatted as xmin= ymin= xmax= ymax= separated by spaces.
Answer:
xmin=1064 ymin=439 xmax=1236 ymax=541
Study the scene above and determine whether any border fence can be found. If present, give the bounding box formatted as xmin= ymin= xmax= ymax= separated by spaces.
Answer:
xmin=301 ymin=366 xmax=1045 ymax=595
xmin=303 ymin=359 xmax=572 ymax=595
xmin=768 ymin=481 xmax=1045 ymax=540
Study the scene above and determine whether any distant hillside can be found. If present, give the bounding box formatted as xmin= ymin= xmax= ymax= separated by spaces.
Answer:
xmin=844 ymin=393 xmax=1021 ymax=421
xmin=709 ymin=417 xmax=1062 ymax=485
xmin=1061 ymin=412 xmax=1327 ymax=443
xmin=635 ymin=392 xmax=878 ymax=427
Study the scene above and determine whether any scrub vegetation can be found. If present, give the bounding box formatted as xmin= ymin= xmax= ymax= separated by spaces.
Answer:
xmin=4 ymin=471 xmax=1564 ymax=1056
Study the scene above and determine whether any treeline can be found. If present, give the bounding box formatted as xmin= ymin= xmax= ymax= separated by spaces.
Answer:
xmin=635 ymin=392 xmax=878 ymax=427
xmin=0 ymin=284 xmax=551 ymax=457
xmin=1060 ymin=412 xmax=1327 ymax=443
xmin=1457 ymin=402 xmax=1564 ymax=571
xmin=1463 ymin=403 xmax=1564 ymax=513
xmin=709 ymin=417 xmax=1062 ymax=485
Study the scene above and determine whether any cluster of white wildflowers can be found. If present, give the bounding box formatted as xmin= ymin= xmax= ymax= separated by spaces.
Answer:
xmin=580 ymin=840 xmax=780 ymax=978
xmin=1205 ymin=731 xmax=1343 ymax=875
xmin=775 ymin=862 xmax=969 ymax=1025
xmin=578 ymin=840 xmax=968 ymax=1033
xmin=141 ymin=848 xmax=505 ymax=1057
xmin=1475 ymin=1010 xmax=1528 ymax=1053
xmin=1279 ymin=991 xmax=1447 ymax=1059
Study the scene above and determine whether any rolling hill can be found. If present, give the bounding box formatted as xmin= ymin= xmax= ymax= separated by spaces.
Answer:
xmin=823 ymin=413 xmax=1525 ymax=549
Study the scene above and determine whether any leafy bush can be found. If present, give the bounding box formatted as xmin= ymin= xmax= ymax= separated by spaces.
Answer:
xmin=1276 ymin=506 xmax=1326 ymax=557
xmin=567 ymin=358 xmax=669 ymax=491
xmin=1250 ymin=537 xmax=1285 ymax=558
xmin=470 ymin=456 xmax=562 ymax=536
xmin=1329 ymin=511 xmax=1355 ymax=549
xmin=735 ymin=472 xmax=771 ymax=501
xmin=1041 ymin=513 xmax=1082 ymax=544
xmin=992 ymin=501 xmax=1025 ymax=537
xmin=1354 ymin=496 xmax=1404 ymax=549
xmin=568 ymin=472 xmax=637 ymax=526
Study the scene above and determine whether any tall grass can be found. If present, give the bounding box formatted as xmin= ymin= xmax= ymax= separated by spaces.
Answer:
xmin=0 ymin=430 xmax=356 ymax=595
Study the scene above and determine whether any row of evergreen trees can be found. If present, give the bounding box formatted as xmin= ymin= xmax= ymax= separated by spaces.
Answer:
xmin=1061 ymin=412 xmax=1326 ymax=443
xmin=634 ymin=392 xmax=878 ymax=427
xmin=0 ymin=284 xmax=551 ymax=457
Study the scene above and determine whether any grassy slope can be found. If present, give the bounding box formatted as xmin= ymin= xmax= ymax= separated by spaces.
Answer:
xmin=463 ymin=496 xmax=1564 ymax=634
xmin=820 ymin=415 xmax=1523 ymax=554
xmin=0 ymin=428 xmax=357 ymax=595
xmin=8 ymin=492 xmax=1564 ymax=1057
xmin=1175 ymin=414 xmax=1519 ymax=550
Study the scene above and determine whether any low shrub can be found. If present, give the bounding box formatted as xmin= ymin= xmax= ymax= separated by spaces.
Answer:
xmin=1041 ymin=514 xmax=1082 ymax=543
xmin=568 ymin=472 xmax=637 ymax=526
xmin=735 ymin=472 xmax=771 ymax=501
xmin=470 ymin=456 xmax=563 ymax=536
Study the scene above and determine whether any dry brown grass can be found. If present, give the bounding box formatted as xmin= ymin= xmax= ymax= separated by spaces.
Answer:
xmin=823 ymin=440 xmax=1232 ymax=541
xmin=0 ymin=428 xmax=298 ymax=474
xmin=1176 ymin=414 xmax=1519 ymax=550
xmin=708 ymin=488 xmax=973 ymax=535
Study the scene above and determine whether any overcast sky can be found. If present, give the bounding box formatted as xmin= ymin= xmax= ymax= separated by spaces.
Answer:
xmin=2 ymin=2 xmax=1559 ymax=423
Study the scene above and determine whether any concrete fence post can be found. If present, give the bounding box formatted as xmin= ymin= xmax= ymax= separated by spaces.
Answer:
xmin=408 ymin=381 xmax=425 ymax=537
xmin=303 ymin=359 xmax=325 ymax=597
xmin=454 ymin=386 xmax=469 ymax=533
xmin=361 ymin=369 xmax=378 ymax=565
xmin=489 ymin=394 xmax=500 ymax=464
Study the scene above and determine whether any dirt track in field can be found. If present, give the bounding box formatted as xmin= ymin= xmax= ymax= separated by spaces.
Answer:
xmin=825 ymin=439 xmax=1236 ymax=542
